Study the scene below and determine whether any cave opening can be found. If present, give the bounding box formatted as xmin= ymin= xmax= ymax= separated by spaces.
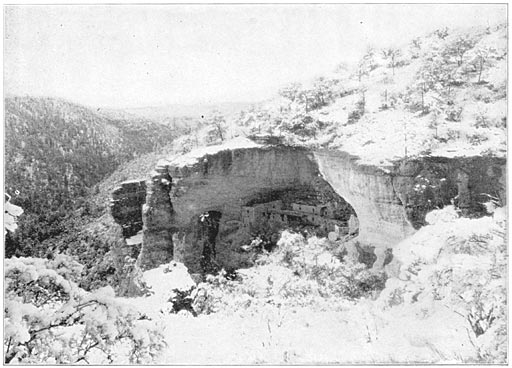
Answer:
xmin=211 ymin=182 xmax=359 ymax=272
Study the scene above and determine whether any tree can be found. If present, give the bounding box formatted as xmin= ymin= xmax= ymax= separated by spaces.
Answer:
xmin=356 ymin=58 xmax=370 ymax=82
xmin=429 ymin=103 xmax=443 ymax=139
xmin=312 ymin=77 xmax=336 ymax=108
xmin=358 ymin=46 xmax=378 ymax=81
xmin=434 ymin=27 xmax=449 ymax=40
xmin=443 ymin=34 xmax=477 ymax=66
xmin=382 ymin=48 xmax=401 ymax=76
xmin=204 ymin=110 xmax=227 ymax=145
xmin=298 ymin=89 xmax=317 ymax=113
xmin=278 ymin=82 xmax=302 ymax=102
xmin=411 ymin=37 xmax=422 ymax=50
xmin=4 ymin=256 xmax=165 ymax=364
xmin=467 ymin=46 xmax=498 ymax=83
xmin=282 ymin=113 xmax=319 ymax=141
xmin=413 ymin=69 xmax=436 ymax=113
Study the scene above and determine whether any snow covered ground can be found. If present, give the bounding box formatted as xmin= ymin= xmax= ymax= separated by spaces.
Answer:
xmin=160 ymin=136 xmax=261 ymax=168
xmin=113 ymin=206 xmax=506 ymax=364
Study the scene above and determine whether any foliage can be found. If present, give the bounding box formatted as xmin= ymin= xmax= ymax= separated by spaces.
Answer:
xmin=444 ymin=104 xmax=463 ymax=122
xmin=5 ymin=96 xmax=177 ymax=259
xmin=379 ymin=207 xmax=507 ymax=363
xmin=434 ymin=27 xmax=449 ymax=40
xmin=204 ymin=110 xmax=227 ymax=145
xmin=466 ymin=46 xmax=499 ymax=83
xmin=278 ymin=82 xmax=303 ymax=102
xmin=279 ymin=78 xmax=339 ymax=112
xmin=187 ymin=232 xmax=386 ymax=315
xmin=347 ymin=97 xmax=366 ymax=124
xmin=357 ymin=47 xmax=378 ymax=80
xmin=410 ymin=37 xmax=422 ymax=58
xmin=382 ymin=48 xmax=401 ymax=75
xmin=442 ymin=34 xmax=477 ymax=66
xmin=4 ymin=256 xmax=166 ymax=364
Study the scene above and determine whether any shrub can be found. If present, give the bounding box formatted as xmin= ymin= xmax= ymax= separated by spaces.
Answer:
xmin=347 ymin=99 xmax=366 ymax=124
xmin=168 ymin=288 xmax=197 ymax=316
xmin=474 ymin=110 xmax=490 ymax=128
xmin=379 ymin=207 xmax=507 ymax=363
xmin=186 ymin=232 xmax=387 ymax=315
xmin=468 ymin=132 xmax=489 ymax=146
xmin=445 ymin=105 xmax=463 ymax=122
xmin=4 ymin=257 xmax=165 ymax=364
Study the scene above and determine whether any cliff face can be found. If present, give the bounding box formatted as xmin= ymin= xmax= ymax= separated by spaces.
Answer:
xmin=137 ymin=146 xmax=321 ymax=271
xmin=314 ymin=151 xmax=416 ymax=249
xmin=110 ymin=179 xmax=147 ymax=238
xmin=314 ymin=152 xmax=506 ymax=267
xmin=139 ymin=163 xmax=175 ymax=270
xmin=111 ymin=142 xmax=506 ymax=272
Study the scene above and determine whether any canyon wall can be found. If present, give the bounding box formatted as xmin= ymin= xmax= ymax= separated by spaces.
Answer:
xmin=138 ymin=146 xmax=321 ymax=271
xmin=111 ymin=141 xmax=506 ymax=272
xmin=313 ymin=151 xmax=416 ymax=266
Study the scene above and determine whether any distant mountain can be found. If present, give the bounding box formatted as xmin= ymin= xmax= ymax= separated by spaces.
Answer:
xmin=4 ymin=96 xmax=178 ymax=257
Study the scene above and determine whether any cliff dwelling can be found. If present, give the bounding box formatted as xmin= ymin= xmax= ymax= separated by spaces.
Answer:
xmin=110 ymin=140 xmax=506 ymax=276
xmin=169 ymin=180 xmax=360 ymax=274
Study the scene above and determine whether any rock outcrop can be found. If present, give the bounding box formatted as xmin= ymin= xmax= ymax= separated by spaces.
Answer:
xmin=137 ymin=144 xmax=322 ymax=271
xmin=110 ymin=179 xmax=147 ymax=238
xmin=139 ymin=163 xmax=175 ymax=270
xmin=314 ymin=151 xmax=506 ymax=268
xmin=111 ymin=139 xmax=506 ymax=272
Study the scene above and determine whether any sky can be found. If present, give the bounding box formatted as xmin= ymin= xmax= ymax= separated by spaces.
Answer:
xmin=3 ymin=4 xmax=507 ymax=109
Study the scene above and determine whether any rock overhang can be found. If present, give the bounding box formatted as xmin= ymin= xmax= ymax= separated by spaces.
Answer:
xmin=109 ymin=137 xmax=506 ymax=271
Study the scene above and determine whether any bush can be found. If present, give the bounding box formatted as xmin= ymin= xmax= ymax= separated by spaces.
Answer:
xmin=474 ymin=110 xmax=490 ymax=128
xmin=4 ymin=257 xmax=165 ymax=364
xmin=468 ymin=132 xmax=489 ymax=145
xmin=379 ymin=207 xmax=507 ymax=363
xmin=189 ymin=232 xmax=387 ymax=315
xmin=347 ymin=99 xmax=366 ymax=124
xmin=445 ymin=105 xmax=463 ymax=122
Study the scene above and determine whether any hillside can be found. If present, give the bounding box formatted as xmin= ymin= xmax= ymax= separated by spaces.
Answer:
xmin=38 ymin=147 xmax=178 ymax=291
xmin=177 ymin=23 xmax=507 ymax=168
xmin=4 ymin=96 xmax=178 ymax=258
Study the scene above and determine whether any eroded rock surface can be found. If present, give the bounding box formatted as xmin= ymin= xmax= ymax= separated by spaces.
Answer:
xmin=111 ymin=140 xmax=506 ymax=272
xmin=110 ymin=179 xmax=146 ymax=238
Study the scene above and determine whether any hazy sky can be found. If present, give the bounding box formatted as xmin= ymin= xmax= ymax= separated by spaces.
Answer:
xmin=4 ymin=4 xmax=507 ymax=108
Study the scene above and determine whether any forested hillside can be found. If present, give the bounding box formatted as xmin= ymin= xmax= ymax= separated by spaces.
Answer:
xmin=4 ymin=96 xmax=178 ymax=258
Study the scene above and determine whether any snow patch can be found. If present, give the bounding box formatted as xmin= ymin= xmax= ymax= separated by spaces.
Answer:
xmin=166 ymin=137 xmax=261 ymax=167
xmin=142 ymin=262 xmax=195 ymax=303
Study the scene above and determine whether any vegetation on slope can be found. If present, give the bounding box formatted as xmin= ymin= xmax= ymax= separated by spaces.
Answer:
xmin=4 ymin=96 xmax=178 ymax=259
xmin=4 ymin=255 xmax=165 ymax=364
xmin=177 ymin=23 xmax=507 ymax=166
